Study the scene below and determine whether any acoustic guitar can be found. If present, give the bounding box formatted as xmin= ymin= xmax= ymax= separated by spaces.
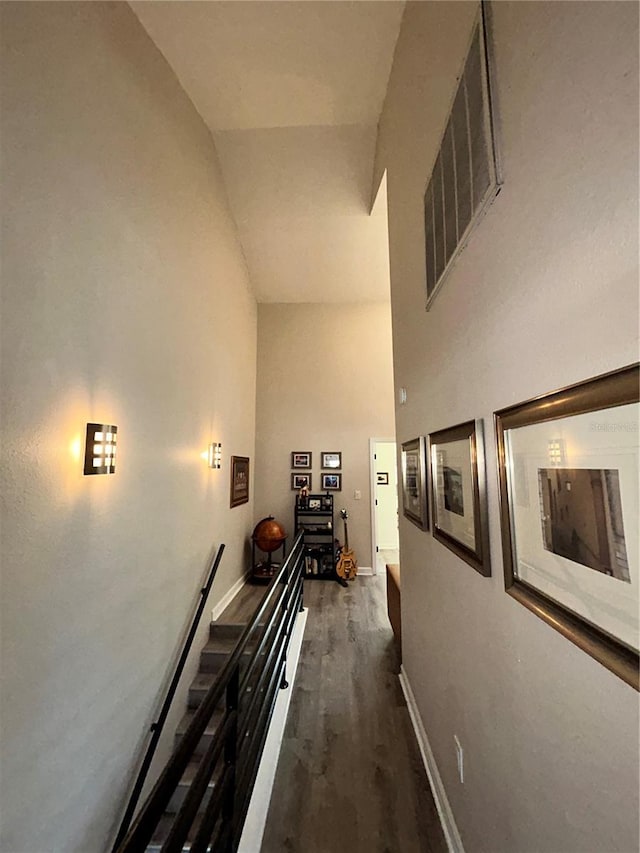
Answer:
xmin=336 ymin=508 xmax=358 ymax=581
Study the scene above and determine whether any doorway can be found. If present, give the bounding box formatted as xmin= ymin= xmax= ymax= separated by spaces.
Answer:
xmin=370 ymin=438 xmax=400 ymax=576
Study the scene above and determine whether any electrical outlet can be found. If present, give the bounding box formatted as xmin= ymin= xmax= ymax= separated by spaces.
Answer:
xmin=354 ymin=490 xmax=361 ymax=500
xmin=454 ymin=735 xmax=464 ymax=783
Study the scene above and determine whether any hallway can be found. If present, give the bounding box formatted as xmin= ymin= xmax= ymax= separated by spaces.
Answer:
xmin=261 ymin=575 xmax=446 ymax=853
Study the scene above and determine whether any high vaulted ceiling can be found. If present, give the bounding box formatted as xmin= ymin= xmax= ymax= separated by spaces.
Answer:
xmin=131 ymin=1 xmax=404 ymax=302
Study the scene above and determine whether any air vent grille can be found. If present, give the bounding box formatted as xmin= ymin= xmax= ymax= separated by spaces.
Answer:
xmin=424 ymin=7 xmax=501 ymax=309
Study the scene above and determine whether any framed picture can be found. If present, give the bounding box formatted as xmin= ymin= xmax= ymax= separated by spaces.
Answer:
xmin=495 ymin=364 xmax=639 ymax=689
xmin=230 ymin=456 xmax=250 ymax=508
xmin=321 ymin=452 xmax=342 ymax=470
xmin=401 ymin=438 xmax=428 ymax=530
xmin=291 ymin=472 xmax=312 ymax=490
xmin=291 ymin=452 xmax=312 ymax=469
xmin=429 ymin=420 xmax=490 ymax=576
xmin=377 ymin=472 xmax=389 ymax=485
xmin=321 ymin=473 xmax=341 ymax=491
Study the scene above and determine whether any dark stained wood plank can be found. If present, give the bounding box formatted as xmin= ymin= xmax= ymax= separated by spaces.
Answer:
xmin=261 ymin=575 xmax=447 ymax=853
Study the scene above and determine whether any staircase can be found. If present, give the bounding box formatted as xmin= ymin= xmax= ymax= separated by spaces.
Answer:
xmin=116 ymin=533 xmax=305 ymax=853
xmin=146 ymin=582 xmax=275 ymax=852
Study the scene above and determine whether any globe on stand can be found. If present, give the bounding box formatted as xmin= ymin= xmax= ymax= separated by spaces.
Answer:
xmin=251 ymin=516 xmax=287 ymax=583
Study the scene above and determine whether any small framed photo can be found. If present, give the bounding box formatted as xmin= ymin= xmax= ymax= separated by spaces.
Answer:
xmin=321 ymin=452 xmax=342 ymax=470
xmin=291 ymin=452 xmax=312 ymax=469
xmin=495 ymin=364 xmax=639 ymax=689
xmin=308 ymin=497 xmax=321 ymax=510
xmin=230 ymin=456 xmax=250 ymax=508
xmin=429 ymin=420 xmax=490 ymax=576
xmin=377 ymin=472 xmax=389 ymax=485
xmin=321 ymin=473 xmax=341 ymax=491
xmin=401 ymin=438 xmax=428 ymax=530
xmin=291 ymin=472 xmax=312 ymax=490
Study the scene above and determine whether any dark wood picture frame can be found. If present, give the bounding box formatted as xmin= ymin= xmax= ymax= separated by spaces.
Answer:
xmin=291 ymin=452 xmax=312 ymax=469
xmin=428 ymin=420 xmax=490 ymax=576
xmin=401 ymin=437 xmax=428 ymax=530
xmin=291 ymin=472 xmax=312 ymax=490
xmin=321 ymin=472 xmax=341 ymax=491
xmin=230 ymin=455 xmax=250 ymax=507
xmin=495 ymin=363 xmax=639 ymax=690
xmin=321 ymin=452 xmax=342 ymax=470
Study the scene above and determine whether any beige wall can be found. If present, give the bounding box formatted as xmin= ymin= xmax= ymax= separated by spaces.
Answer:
xmin=0 ymin=4 xmax=257 ymax=851
xmin=376 ymin=2 xmax=639 ymax=852
xmin=254 ymin=303 xmax=395 ymax=569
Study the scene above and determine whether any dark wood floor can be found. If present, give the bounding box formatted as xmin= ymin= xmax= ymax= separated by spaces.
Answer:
xmin=260 ymin=574 xmax=447 ymax=853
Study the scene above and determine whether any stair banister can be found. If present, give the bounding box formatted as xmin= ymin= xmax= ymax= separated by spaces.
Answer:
xmin=112 ymin=543 xmax=226 ymax=852
xmin=115 ymin=531 xmax=305 ymax=853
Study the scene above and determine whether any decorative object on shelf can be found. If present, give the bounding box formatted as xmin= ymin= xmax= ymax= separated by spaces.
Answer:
xmin=291 ymin=451 xmax=312 ymax=469
xmin=206 ymin=442 xmax=222 ymax=469
xmin=84 ymin=423 xmax=117 ymax=475
xmin=429 ymin=420 xmax=490 ymax=576
xmin=321 ymin=451 xmax=342 ymax=469
xmin=401 ymin=437 xmax=428 ymax=530
xmin=251 ymin=516 xmax=286 ymax=583
xmin=291 ymin=472 xmax=312 ymax=490
xmin=230 ymin=455 xmax=250 ymax=507
xmin=377 ymin=472 xmax=389 ymax=485
xmin=495 ymin=364 xmax=639 ymax=689
xmin=298 ymin=484 xmax=309 ymax=508
xmin=321 ymin=472 xmax=341 ymax=491
xmin=336 ymin=509 xmax=357 ymax=581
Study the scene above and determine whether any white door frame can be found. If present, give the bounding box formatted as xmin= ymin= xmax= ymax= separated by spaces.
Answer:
xmin=369 ymin=437 xmax=397 ymax=576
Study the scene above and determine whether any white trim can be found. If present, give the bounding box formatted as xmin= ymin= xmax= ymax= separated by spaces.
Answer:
xmin=399 ymin=666 xmax=465 ymax=853
xmin=237 ymin=607 xmax=308 ymax=853
xmin=210 ymin=570 xmax=252 ymax=622
xmin=369 ymin=436 xmax=398 ymax=577
xmin=356 ymin=566 xmax=374 ymax=577
xmin=369 ymin=438 xmax=378 ymax=576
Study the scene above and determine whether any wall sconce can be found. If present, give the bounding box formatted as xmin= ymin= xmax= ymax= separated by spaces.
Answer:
xmin=84 ymin=423 xmax=118 ymax=475
xmin=547 ymin=438 xmax=566 ymax=467
xmin=208 ymin=442 xmax=222 ymax=469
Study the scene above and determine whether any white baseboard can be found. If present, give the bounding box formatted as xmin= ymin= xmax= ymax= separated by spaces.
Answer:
xmin=211 ymin=570 xmax=252 ymax=622
xmin=357 ymin=566 xmax=374 ymax=576
xmin=399 ymin=666 xmax=464 ymax=853
xmin=237 ymin=607 xmax=308 ymax=853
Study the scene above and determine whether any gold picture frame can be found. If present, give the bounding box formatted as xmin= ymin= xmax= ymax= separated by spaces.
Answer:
xmin=230 ymin=456 xmax=250 ymax=508
xmin=428 ymin=420 xmax=490 ymax=576
xmin=495 ymin=364 xmax=639 ymax=689
xmin=401 ymin=437 xmax=428 ymax=530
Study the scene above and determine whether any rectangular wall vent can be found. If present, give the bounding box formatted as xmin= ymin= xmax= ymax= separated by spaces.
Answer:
xmin=424 ymin=3 xmax=501 ymax=310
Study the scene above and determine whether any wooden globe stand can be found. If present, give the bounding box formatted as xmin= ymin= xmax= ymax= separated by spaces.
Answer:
xmin=251 ymin=538 xmax=286 ymax=584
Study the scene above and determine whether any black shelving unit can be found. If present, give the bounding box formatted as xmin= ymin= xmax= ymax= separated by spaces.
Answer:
xmin=294 ymin=493 xmax=336 ymax=580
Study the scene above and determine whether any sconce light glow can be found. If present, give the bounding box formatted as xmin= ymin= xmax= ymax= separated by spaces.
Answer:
xmin=547 ymin=438 xmax=566 ymax=467
xmin=70 ymin=436 xmax=82 ymax=462
xmin=208 ymin=442 xmax=222 ymax=469
xmin=84 ymin=423 xmax=118 ymax=475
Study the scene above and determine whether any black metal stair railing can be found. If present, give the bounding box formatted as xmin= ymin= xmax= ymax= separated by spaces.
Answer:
xmin=113 ymin=543 xmax=226 ymax=852
xmin=115 ymin=531 xmax=305 ymax=853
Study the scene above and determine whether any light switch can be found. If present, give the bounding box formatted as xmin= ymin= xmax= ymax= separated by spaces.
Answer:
xmin=354 ymin=490 xmax=361 ymax=500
